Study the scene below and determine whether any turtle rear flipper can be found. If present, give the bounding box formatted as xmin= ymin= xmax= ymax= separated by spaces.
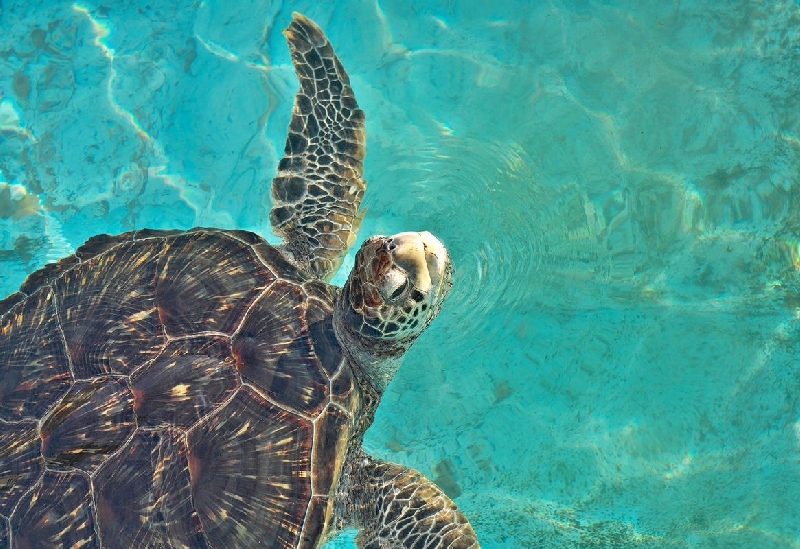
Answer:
xmin=343 ymin=451 xmax=481 ymax=548
xmin=271 ymin=13 xmax=366 ymax=281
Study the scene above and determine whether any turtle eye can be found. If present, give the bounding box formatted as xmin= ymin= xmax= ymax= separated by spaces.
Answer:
xmin=378 ymin=269 xmax=408 ymax=302
xmin=388 ymin=279 xmax=408 ymax=300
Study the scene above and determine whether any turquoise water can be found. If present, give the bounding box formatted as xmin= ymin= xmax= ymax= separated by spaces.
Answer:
xmin=2 ymin=0 xmax=800 ymax=547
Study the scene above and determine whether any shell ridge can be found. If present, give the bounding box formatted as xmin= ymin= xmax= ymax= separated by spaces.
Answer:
xmin=238 ymin=381 xmax=313 ymax=422
xmin=86 ymin=384 xmax=141 ymax=481
xmin=229 ymin=280 xmax=278 ymax=341
xmin=6 ymin=469 xmax=45 ymax=538
xmin=87 ymin=475 xmax=106 ymax=549
xmin=176 ymin=425 xmax=212 ymax=548
xmin=218 ymin=230 xmax=286 ymax=281
xmin=49 ymin=286 xmax=75 ymax=383
xmin=184 ymin=385 xmax=243 ymax=437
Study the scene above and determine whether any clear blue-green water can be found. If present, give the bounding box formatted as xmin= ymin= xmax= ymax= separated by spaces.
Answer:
xmin=2 ymin=1 xmax=800 ymax=547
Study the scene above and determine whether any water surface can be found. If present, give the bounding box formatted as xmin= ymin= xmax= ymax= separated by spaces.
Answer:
xmin=2 ymin=1 xmax=800 ymax=547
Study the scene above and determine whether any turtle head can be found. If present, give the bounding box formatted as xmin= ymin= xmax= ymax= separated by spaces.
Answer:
xmin=334 ymin=231 xmax=452 ymax=392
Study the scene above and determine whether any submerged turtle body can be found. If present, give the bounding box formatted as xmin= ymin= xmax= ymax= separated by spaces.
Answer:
xmin=0 ymin=228 xmax=355 ymax=548
xmin=0 ymin=13 xmax=480 ymax=549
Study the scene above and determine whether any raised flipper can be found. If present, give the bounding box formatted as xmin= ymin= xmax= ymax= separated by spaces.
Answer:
xmin=339 ymin=450 xmax=481 ymax=548
xmin=270 ymin=13 xmax=366 ymax=281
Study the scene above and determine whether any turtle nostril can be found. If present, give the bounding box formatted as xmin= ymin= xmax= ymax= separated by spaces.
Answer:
xmin=388 ymin=284 xmax=405 ymax=300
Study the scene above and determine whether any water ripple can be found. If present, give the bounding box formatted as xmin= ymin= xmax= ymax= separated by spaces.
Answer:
xmin=365 ymin=129 xmax=550 ymax=351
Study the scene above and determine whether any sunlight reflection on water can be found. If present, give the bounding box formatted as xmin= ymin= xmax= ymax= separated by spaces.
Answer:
xmin=2 ymin=1 xmax=800 ymax=548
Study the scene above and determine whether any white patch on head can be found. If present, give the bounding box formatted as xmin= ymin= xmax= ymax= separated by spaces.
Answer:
xmin=389 ymin=232 xmax=446 ymax=292
xmin=419 ymin=231 xmax=448 ymax=292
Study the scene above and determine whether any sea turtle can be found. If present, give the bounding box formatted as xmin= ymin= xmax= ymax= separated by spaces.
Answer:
xmin=0 ymin=13 xmax=480 ymax=549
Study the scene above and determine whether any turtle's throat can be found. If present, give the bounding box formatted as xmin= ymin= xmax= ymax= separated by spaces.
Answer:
xmin=341 ymin=335 xmax=403 ymax=395
xmin=332 ymin=290 xmax=407 ymax=395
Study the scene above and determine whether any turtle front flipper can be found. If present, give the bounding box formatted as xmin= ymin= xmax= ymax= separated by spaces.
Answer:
xmin=271 ymin=13 xmax=366 ymax=281
xmin=340 ymin=450 xmax=481 ymax=548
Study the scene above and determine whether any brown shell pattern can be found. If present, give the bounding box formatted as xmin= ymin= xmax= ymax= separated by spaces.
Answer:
xmin=0 ymin=228 xmax=360 ymax=549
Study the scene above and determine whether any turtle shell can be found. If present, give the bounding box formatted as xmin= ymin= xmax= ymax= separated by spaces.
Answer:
xmin=0 ymin=228 xmax=361 ymax=548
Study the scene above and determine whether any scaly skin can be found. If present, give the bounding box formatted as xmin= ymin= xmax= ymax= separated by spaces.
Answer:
xmin=334 ymin=448 xmax=481 ymax=549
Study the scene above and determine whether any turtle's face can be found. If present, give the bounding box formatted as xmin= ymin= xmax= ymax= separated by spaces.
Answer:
xmin=337 ymin=232 xmax=452 ymax=355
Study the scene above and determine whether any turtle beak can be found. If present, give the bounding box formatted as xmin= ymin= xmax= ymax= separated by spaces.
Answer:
xmin=419 ymin=231 xmax=449 ymax=293
xmin=387 ymin=231 xmax=450 ymax=294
